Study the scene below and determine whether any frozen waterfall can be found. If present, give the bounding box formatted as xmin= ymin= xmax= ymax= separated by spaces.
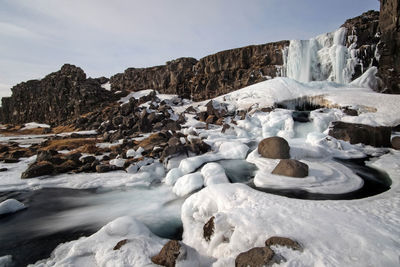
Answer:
xmin=285 ymin=27 xmax=358 ymax=84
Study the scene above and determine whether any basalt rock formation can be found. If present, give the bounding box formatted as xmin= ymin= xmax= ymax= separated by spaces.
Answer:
xmin=110 ymin=41 xmax=289 ymax=101
xmin=377 ymin=0 xmax=400 ymax=93
xmin=341 ymin=10 xmax=380 ymax=80
xmin=0 ymin=64 xmax=114 ymax=125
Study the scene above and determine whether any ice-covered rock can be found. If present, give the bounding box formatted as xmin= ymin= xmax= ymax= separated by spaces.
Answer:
xmin=173 ymin=172 xmax=204 ymax=197
xmin=201 ymin=163 xmax=229 ymax=186
xmin=0 ymin=199 xmax=26 ymax=215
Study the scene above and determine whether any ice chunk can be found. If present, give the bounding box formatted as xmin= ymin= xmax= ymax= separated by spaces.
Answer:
xmin=218 ymin=142 xmax=249 ymax=160
xmin=0 ymin=199 xmax=26 ymax=215
xmin=173 ymin=172 xmax=204 ymax=197
xmin=109 ymin=158 xmax=126 ymax=168
xmin=201 ymin=163 xmax=229 ymax=186
xmin=165 ymin=168 xmax=183 ymax=186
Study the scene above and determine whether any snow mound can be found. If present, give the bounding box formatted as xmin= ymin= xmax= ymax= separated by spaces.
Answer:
xmin=21 ymin=122 xmax=50 ymax=130
xmin=0 ymin=198 xmax=26 ymax=215
xmin=181 ymin=182 xmax=400 ymax=266
xmin=173 ymin=172 xmax=204 ymax=197
xmin=32 ymin=216 xmax=165 ymax=267
xmin=201 ymin=163 xmax=229 ymax=186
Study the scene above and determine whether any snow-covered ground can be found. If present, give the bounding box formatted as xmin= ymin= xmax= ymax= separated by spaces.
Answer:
xmin=1 ymin=71 xmax=400 ymax=266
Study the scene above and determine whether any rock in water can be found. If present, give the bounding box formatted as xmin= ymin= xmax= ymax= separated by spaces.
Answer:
xmin=272 ymin=159 xmax=308 ymax=178
xmin=258 ymin=137 xmax=290 ymax=159
xmin=235 ymin=247 xmax=275 ymax=267
xmin=151 ymin=240 xmax=181 ymax=267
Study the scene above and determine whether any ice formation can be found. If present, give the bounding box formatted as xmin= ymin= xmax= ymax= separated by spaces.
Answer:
xmin=286 ymin=27 xmax=359 ymax=84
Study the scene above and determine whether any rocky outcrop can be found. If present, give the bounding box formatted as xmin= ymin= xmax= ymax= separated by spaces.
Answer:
xmin=0 ymin=64 xmax=114 ymax=125
xmin=377 ymin=0 xmax=400 ymax=93
xmin=328 ymin=121 xmax=391 ymax=147
xmin=110 ymin=42 xmax=289 ymax=101
xmin=341 ymin=11 xmax=380 ymax=80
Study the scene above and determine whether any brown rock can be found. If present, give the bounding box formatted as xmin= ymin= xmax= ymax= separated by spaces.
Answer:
xmin=96 ymin=164 xmax=112 ymax=173
xmin=151 ymin=240 xmax=181 ymax=267
xmin=272 ymin=159 xmax=308 ymax=178
xmin=392 ymin=136 xmax=400 ymax=150
xmin=113 ymin=239 xmax=128 ymax=250
xmin=235 ymin=247 xmax=275 ymax=267
xmin=328 ymin=121 xmax=391 ymax=147
xmin=205 ymin=115 xmax=216 ymax=124
xmin=258 ymin=137 xmax=290 ymax=159
xmin=21 ymin=161 xmax=55 ymax=179
xmin=203 ymin=216 xmax=215 ymax=242
xmin=265 ymin=236 xmax=302 ymax=251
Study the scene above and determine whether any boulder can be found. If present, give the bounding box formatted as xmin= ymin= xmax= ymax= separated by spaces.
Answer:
xmin=272 ymin=159 xmax=309 ymax=178
xmin=328 ymin=121 xmax=391 ymax=147
xmin=151 ymin=240 xmax=181 ymax=267
xmin=235 ymin=247 xmax=275 ymax=267
xmin=96 ymin=164 xmax=112 ymax=173
xmin=392 ymin=136 xmax=400 ymax=150
xmin=258 ymin=137 xmax=290 ymax=159
xmin=21 ymin=161 xmax=54 ymax=179
xmin=36 ymin=150 xmax=59 ymax=162
xmin=265 ymin=236 xmax=302 ymax=251
xmin=81 ymin=156 xmax=96 ymax=164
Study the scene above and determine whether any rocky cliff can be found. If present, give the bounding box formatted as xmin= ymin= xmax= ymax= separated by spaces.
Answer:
xmin=377 ymin=0 xmax=400 ymax=93
xmin=341 ymin=10 xmax=380 ymax=80
xmin=0 ymin=64 xmax=114 ymax=125
xmin=110 ymin=41 xmax=289 ymax=101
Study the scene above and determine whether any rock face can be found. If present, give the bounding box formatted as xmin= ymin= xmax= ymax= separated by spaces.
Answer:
xmin=258 ymin=137 xmax=290 ymax=159
xmin=272 ymin=159 xmax=309 ymax=178
xmin=0 ymin=64 xmax=114 ymax=125
xmin=377 ymin=0 xmax=400 ymax=93
xmin=110 ymin=42 xmax=289 ymax=101
xmin=328 ymin=121 xmax=391 ymax=147
xmin=341 ymin=10 xmax=380 ymax=81
xmin=235 ymin=247 xmax=275 ymax=267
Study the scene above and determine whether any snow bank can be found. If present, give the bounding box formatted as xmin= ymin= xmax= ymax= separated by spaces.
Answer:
xmin=181 ymin=181 xmax=400 ymax=266
xmin=173 ymin=172 xmax=204 ymax=197
xmin=32 ymin=216 xmax=166 ymax=267
xmin=21 ymin=122 xmax=50 ymax=130
xmin=201 ymin=163 xmax=229 ymax=186
xmin=0 ymin=199 xmax=25 ymax=215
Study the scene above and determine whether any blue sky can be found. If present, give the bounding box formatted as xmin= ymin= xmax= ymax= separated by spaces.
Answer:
xmin=0 ymin=0 xmax=379 ymax=98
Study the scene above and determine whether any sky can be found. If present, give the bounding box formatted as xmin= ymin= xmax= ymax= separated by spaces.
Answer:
xmin=0 ymin=0 xmax=380 ymax=98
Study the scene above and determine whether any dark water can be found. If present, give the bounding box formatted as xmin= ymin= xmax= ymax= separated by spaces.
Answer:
xmin=0 ymin=188 xmax=96 ymax=267
xmin=0 ymin=187 xmax=183 ymax=267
